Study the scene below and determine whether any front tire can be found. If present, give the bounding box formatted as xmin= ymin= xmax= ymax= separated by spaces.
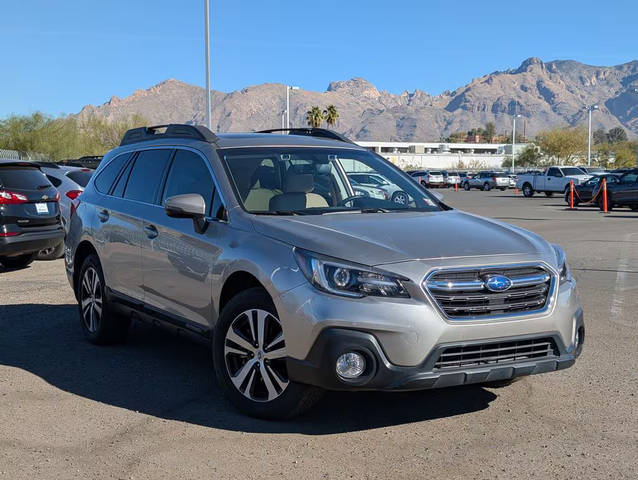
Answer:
xmin=213 ymin=288 xmax=323 ymax=419
xmin=0 ymin=253 xmax=37 ymax=269
xmin=76 ymin=254 xmax=130 ymax=344
xmin=482 ymin=182 xmax=491 ymax=191
xmin=463 ymin=182 xmax=470 ymax=191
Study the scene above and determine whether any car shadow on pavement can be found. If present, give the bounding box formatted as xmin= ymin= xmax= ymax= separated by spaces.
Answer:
xmin=0 ymin=303 xmax=497 ymax=434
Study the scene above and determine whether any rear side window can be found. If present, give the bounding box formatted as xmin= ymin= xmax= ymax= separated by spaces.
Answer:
xmin=123 ymin=149 xmax=173 ymax=203
xmin=66 ymin=170 xmax=93 ymax=187
xmin=94 ymin=153 xmax=132 ymax=193
xmin=46 ymin=175 xmax=62 ymax=188
xmin=0 ymin=167 xmax=50 ymax=190
xmin=161 ymin=150 xmax=215 ymax=214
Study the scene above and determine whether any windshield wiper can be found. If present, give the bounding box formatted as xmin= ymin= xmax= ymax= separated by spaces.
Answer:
xmin=359 ymin=207 xmax=391 ymax=213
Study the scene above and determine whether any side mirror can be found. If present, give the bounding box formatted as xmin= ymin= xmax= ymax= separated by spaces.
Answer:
xmin=165 ymin=194 xmax=208 ymax=233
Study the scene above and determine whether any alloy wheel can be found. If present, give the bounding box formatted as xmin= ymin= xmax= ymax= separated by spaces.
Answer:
xmin=80 ymin=267 xmax=103 ymax=333
xmin=224 ymin=309 xmax=289 ymax=402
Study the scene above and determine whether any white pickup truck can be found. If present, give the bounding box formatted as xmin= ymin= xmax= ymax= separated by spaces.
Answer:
xmin=516 ymin=166 xmax=592 ymax=197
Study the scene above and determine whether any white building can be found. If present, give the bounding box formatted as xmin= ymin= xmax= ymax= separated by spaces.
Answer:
xmin=356 ymin=140 xmax=529 ymax=170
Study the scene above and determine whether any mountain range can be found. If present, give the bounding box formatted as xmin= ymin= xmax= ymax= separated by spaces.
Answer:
xmin=77 ymin=57 xmax=638 ymax=141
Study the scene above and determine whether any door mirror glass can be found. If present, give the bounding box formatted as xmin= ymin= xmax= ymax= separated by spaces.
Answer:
xmin=165 ymin=194 xmax=206 ymax=219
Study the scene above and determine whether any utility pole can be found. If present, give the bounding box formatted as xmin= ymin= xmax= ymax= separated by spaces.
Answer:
xmin=512 ymin=114 xmax=521 ymax=171
xmin=585 ymin=105 xmax=598 ymax=166
xmin=286 ymin=85 xmax=300 ymax=129
xmin=204 ymin=0 xmax=211 ymax=130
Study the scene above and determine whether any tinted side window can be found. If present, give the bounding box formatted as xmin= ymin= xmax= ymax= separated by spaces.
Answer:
xmin=211 ymin=189 xmax=226 ymax=221
xmin=111 ymin=158 xmax=135 ymax=198
xmin=46 ymin=175 xmax=62 ymax=188
xmin=66 ymin=170 xmax=93 ymax=187
xmin=123 ymin=149 xmax=173 ymax=203
xmin=621 ymin=172 xmax=638 ymax=184
xmin=162 ymin=150 xmax=215 ymax=214
xmin=547 ymin=168 xmax=559 ymax=177
xmin=94 ymin=153 xmax=131 ymax=193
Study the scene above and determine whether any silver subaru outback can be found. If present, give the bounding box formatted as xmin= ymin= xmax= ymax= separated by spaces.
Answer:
xmin=65 ymin=125 xmax=584 ymax=419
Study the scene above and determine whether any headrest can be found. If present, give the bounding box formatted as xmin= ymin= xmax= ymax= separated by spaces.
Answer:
xmin=251 ymin=166 xmax=278 ymax=190
xmin=283 ymin=174 xmax=314 ymax=193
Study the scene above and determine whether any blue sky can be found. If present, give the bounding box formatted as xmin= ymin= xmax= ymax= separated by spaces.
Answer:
xmin=2 ymin=0 xmax=636 ymax=117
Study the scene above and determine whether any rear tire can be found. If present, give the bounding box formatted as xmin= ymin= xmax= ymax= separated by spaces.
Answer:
xmin=76 ymin=254 xmax=130 ymax=344
xmin=522 ymin=184 xmax=534 ymax=197
xmin=463 ymin=182 xmax=470 ymax=191
xmin=482 ymin=182 xmax=491 ymax=191
xmin=37 ymin=241 xmax=65 ymax=261
xmin=597 ymin=195 xmax=613 ymax=212
xmin=213 ymin=287 xmax=323 ymax=419
xmin=391 ymin=191 xmax=408 ymax=205
xmin=0 ymin=253 xmax=37 ymax=269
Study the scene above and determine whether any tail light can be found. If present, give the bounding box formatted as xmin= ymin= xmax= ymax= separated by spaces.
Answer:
xmin=382 ymin=189 xmax=389 ymax=200
xmin=0 ymin=190 xmax=28 ymax=204
xmin=0 ymin=231 xmax=20 ymax=237
xmin=65 ymin=190 xmax=83 ymax=200
xmin=493 ymin=176 xmax=497 ymax=182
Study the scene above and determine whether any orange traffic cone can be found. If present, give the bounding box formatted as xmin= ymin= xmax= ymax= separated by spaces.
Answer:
xmin=454 ymin=183 xmax=458 ymax=192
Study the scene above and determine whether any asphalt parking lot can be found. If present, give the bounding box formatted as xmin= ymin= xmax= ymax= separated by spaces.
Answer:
xmin=1 ymin=190 xmax=637 ymax=480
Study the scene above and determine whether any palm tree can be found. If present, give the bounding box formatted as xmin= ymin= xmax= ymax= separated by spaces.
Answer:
xmin=323 ymin=105 xmax=339 ymax=128
xmin=306 ymin=106 xmax=323 ymax=128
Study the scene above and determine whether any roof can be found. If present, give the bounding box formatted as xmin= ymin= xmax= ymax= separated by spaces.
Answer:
xmin=0 ymin=159 xmax=40 ymax=168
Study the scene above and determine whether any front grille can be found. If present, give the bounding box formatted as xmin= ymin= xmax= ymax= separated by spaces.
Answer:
xmin=434 ymin=337 xmax=559 ymax=370
xmin=425 ymin=265 xmax=553 ymax=319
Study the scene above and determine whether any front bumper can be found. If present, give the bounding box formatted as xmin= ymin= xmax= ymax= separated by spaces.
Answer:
xmin=0 ymin=227 xmax=64 ymax=257
xmin=287 ymin=320 xmax=583 ymax=391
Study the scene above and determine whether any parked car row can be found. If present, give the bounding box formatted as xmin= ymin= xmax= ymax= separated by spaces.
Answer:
xmin=564 ymin=169 xmax=638 ymax=211
xmin=0 ymin=160 xmax=94 ymax=267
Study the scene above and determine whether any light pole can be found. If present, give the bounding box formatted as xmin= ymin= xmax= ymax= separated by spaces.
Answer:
xmin=286 ymin=85 xmax=300 ymax=129
xmin=585 ymin=104 xmax=598 ymax=166
xmin=512 ymin=114 xmax=521 ymax=171
xmin=204 ymin=0 xmax=211 ymax=130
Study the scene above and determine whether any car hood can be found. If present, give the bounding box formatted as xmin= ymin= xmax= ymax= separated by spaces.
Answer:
xmin=250 ymin=210 xmax=551 ymax=266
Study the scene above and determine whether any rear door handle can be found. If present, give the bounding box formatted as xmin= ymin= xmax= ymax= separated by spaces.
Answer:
xmin=144 ymin=224 xmax=158 ymax=239
xmin=97 ymin=209 xmax=109 ymax=222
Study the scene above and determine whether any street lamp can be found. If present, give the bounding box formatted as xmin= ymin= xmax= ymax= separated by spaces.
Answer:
xmin=286 ymin=85 xmax=300 ymax=129
xmin=512 ymin=114 xmax=521 ymax=171
xmin=585 ymin=104 xmax=598 ymax=166
xmin=204 ymin=0 xmax=211 ymax=130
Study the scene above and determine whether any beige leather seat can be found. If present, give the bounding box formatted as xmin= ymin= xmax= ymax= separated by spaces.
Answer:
xmin=244 ymin=166 xmax=282 ymax=211
xmin=269 ymin=174 xmax=329 ymax=211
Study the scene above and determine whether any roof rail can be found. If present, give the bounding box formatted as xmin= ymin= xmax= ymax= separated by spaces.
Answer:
xmin=120 ymin=124 xmax=219 ymax=146
xmin=257 ymin=128 xmax=355 ymax=144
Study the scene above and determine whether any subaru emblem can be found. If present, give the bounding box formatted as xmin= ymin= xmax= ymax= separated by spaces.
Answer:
xmin=483 ymin=274 xmax=512 ymax=292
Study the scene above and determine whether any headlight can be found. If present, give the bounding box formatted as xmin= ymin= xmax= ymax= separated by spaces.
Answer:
xmin=551 ymin=244 xmax=570 ymax=284
xmin=294 ymin=248 xmax=410 ymax=298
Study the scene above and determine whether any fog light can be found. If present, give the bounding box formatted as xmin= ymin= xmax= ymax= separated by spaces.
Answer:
xmin=336 ymin=352 xmax=366 ymax=379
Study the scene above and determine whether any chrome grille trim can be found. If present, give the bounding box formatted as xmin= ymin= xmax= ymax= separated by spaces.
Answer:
xmin=434 ymin=337 xmax=559 ymax=370
xmin=423 ymin=263 xmax=556 ymax=321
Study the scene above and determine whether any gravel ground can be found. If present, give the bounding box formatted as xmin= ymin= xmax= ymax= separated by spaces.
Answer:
xmin=1 ymin=190 xmax=636 ymax=479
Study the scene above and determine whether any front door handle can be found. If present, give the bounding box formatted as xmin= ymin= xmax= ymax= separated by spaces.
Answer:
xmin=97 ymin=209 xmax=109 ymax=222
xmin=144 ymin=224 xmax=158 ymax=239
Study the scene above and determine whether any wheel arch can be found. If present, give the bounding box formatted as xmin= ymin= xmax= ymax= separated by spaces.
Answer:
xmin=73 ymin=240 xmax=99 ymax=298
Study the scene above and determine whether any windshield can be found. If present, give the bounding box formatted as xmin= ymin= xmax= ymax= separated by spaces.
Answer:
xmin=220 ymin=147 xmax=442 ymax=214
xmin=562 ymin=167 xmax=585 ymax=176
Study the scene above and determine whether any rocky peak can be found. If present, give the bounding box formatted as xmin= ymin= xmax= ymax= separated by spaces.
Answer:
xmin=514 ymin=57 xmax=545 ymax=74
